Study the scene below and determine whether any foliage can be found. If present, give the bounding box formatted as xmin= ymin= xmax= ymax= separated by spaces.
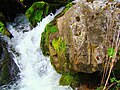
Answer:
xmin=110 ymin=77 xmax=120 ymax=90
xmin=107 ymin=47 xmax=115 ymax=58
xmin=59 ymin=73 xmax=80 ymax=88
xmin=0 ymin=21 xmax=4 ymax=33
xmin=96 ymin=86 xmax=104 ymax=90
xmin=107 ymin=47 xmax=120 ymax=58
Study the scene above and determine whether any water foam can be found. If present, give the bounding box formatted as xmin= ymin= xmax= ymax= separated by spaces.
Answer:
xmin=5 ymin=8 xmax=72 ymax=90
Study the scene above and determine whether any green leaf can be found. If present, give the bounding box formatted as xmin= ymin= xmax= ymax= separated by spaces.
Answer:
xmin=110 ymin=77 xmax=117 ymax=83
xmin=107 ymin=47 xmax=115 ymax=58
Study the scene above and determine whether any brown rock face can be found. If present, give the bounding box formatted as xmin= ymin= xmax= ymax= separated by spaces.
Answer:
xmin=44 ymin=1 xmax=120 ymax=73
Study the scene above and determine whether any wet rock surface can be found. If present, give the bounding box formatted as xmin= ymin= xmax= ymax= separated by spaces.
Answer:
xmin=0 ymin=37 xmax=19 ymax=86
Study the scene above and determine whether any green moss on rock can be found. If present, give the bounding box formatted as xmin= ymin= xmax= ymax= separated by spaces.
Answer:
xmin=25 ymin=1 xmax=49 ymax=26
xmin=50 ymin=36 xmax=72 ymax=74
xmin=64 ymin=2 xmax=75 ymax=13
xmin=41 ymin=23 xmax=58 ymax=56
xmin=0 ymin=21 xmax=12 ymax=38
xmin=0 ymin=21 xmax=4 ymax=32
xmin=40 ymin=1 xmax=74 ymax=56
xmin=54 ymin=2 xmax=75 ymax=20
xmin=40 ymin=1 xmax=74 ymax=74
xmin=59 ymin=73 xmax=80 ymax=88
xmin=52 ymin=37 xmax=66 ymax=55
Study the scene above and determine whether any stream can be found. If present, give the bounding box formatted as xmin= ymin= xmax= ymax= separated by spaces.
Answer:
xmin=1 ymin=8 xmax=72 ymax=90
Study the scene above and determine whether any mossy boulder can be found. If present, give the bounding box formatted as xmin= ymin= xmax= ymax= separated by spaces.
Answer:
xmin=41 ymin=0 xmax=120 ymax=89
xmin=41 ymin=0 xmax=120 ymax=87
xmin=45 ymin=0 xmax=120 ymax=73
xmin=25 ymin=1 xmax=74 ymax=27
xmin=41 ymin=2 xmax=74 ymax=56
xmin=0 ymin=21 xmax=13 ymax=38
xmin=0 ymin=38 xmax=19 ymax=86
xmin=41 ymin=2 xmax=74 ymax=73
xmin=25 ymin=1 xmax=49 ymax=26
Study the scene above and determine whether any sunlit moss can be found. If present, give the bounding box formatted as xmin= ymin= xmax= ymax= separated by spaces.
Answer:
xmin=0 ymin=21 xmax=11 ymax=37
xmin=0 ymin=21 xmax=4 ymax=33
xmin=40 ymin=1 xmax=74 ymax=56
xmin=25 ymin=1 xmax=49 ymax=26
xmin=41 ymin=23 xmax=58 ymax=56
xmin=52 ymin=37 xmax=66 ymax=55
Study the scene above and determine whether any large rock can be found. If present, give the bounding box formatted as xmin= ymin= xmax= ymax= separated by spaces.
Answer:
xmin=41 ymin=0 xmax=120 ymax=74
xmin=0 ymin=37 xmax=19 ymax=86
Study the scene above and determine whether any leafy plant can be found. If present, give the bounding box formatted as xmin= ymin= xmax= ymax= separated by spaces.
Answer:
xmin=96 ymin=86 xmax=104 ymax=90
xmin=0 ymin=21 xmax=4 ymax=33
xmin=107 ymin=47 xmax=120 ymax=58
xmin=59 ymin=73 xmax=80 ymax=88
xmin=107 ymin=47 xmax=115 ymax=58
xmin=109 ymin=77 xmax=120 ymax=90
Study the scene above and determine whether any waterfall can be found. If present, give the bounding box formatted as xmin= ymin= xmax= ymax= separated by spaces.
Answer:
xmin=2 ymin=8 xmax=72 ymax=90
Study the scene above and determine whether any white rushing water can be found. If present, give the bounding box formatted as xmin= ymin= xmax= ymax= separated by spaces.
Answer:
xmin=4 ymin=8 xmax=72 ymax=90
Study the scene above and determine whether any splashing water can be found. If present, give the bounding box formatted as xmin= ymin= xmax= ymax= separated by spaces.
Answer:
xmin=3 ymin=8 xmax=72 ymax=90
